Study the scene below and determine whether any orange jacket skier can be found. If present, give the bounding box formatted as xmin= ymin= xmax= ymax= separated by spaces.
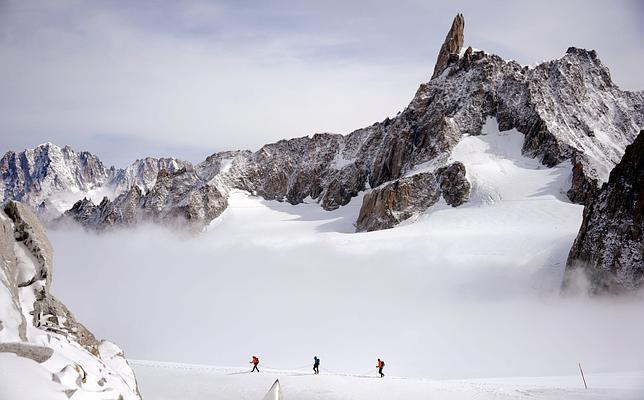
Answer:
xmin=251 ymin=356 xmax=260 ymax=372
xmin=377 ymin=358 xmax=385 ymax=377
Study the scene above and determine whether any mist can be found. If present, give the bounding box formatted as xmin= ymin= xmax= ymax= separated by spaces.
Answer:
xmin=48 ymin=194 xmax=644 ymax=381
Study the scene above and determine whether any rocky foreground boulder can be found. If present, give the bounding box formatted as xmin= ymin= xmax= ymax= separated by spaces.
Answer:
xmin=564 ymin=130 xmax=644 ymax=294
xmin=0 ymin=201 xmax=141 ymax=399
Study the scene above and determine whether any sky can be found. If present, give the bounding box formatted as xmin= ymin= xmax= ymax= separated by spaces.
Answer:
xmin=1 ymin=0 xmax=643 ymax=167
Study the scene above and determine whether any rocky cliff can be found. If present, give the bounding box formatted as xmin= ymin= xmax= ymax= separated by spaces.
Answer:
xmin=0 ymin=201 xmax=141 ymax=398
xmin=564 ymin=130 xmax=644 ymax=294
xmin=1 ymin=14 xmax=643 ymax=233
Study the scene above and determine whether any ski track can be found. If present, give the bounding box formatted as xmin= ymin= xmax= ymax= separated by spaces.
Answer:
xmin=130 ymin=360 xmax=644 ymax=400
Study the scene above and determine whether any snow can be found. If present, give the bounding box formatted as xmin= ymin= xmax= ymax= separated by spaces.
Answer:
xmin=130 ymin=361 xmax=644 ymax=400
xmin=45 ymin=117 xmax=644 ymax=397
xmin=0 ymin=353 xmax=67 ymax=400
xmin=219 ymin=158 xmax=234 ymax=174
xmin=330 ymin=142 xmax=357 ymax=170
xmin=449 ymin=117 xmax=572 ymax=203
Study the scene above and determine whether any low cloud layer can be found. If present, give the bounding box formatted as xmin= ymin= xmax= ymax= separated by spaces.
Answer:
xmin=1 ymin=0 xmax=643 ymax=166
xmin=48 ymin=213 xmax=644 ymax=380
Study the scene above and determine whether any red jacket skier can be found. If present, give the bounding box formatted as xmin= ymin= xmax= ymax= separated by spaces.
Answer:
xmin=377 ymin=358 xmax=385 ymax=377
xmin=251 ymin=356 xmax=260 ymax=372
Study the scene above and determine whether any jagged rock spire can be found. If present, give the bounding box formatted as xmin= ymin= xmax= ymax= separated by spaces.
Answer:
xmin=431 ymin=13 xmax=465 ymax=79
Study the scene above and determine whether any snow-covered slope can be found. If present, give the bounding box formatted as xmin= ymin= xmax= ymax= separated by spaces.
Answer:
xmin=0 ymin=202 xmax=140 ymax=399
xmin=131 ymin=361 xmax=644 ymax=400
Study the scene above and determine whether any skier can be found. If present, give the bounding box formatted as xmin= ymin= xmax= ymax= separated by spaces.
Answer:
xmin=377 ymin=358 xmax=385 ymax=377
xmin=250 ymin=355 xmax=260 ymax=372
xmin=313 ymin=356 xmax=320 ymax=374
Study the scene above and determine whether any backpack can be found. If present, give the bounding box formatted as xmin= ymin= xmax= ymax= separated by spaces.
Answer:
xmin=381 ymin=360 xmax=385 ymax=367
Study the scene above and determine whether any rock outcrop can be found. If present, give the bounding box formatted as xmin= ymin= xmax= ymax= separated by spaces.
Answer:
xmin=356 ymin=162 xmax=471 ymax=232
xmin=0 ymin=201 xmax=141 ymax=398
xmin=356 ymin=172 xmax=440 ymax=232
xmin=436 ymin=161 xmax=470 ymax=207
xmin=431 ymin=13 xmax=465 ymax=79
xmin=564 ymin=130 xmax=644 ymax=294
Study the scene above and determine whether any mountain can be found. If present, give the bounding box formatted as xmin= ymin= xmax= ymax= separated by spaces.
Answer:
xmin=51 ymin=16 xmax=644 ymax=231
xmin=0 ymin=143 xmax=112 ymax=217
xmin=0 ymin=143 xmax=190 ymax=216
xmin=2 ymin=14 xmax=643 ymax=234
xmin=0 ymin=201 xmax=140 ymax=398
xmin=564 ymin=130 xmax=644 ymax=294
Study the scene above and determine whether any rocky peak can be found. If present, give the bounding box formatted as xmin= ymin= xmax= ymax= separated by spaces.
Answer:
xmin=432 ymin=13 xmax=465 ymax=79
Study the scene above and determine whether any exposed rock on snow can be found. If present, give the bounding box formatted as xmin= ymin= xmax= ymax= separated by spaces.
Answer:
xmin=564 ymin=130 xmax=644 ymax=294
xmin=356 ymin=161 xmax=471 ymax=232
xmin=0 ymin=342 xmax=53 ymax=363
xmin=356 ymin=172 xmax=441 ymax=232
xmin=0 ymin=201 xmax=141 ymax=399
xmin=432 ymin=13 xmax=465 ymax=79
xmin=436 ymin=161 xmax=470 ymax=207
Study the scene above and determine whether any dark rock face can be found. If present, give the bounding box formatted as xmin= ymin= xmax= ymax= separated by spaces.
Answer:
xmin=436 ymin=161 xmax=470 ymax=206
xmin=432 ymin=13 xmax=465 ymax=79
xmin=355 ymin=161 xmax=472 ymax=232
xmin=564 ymin=130 xmax=644 ymax=294
xmin=356 ymin=172 xmax=441 ymax=232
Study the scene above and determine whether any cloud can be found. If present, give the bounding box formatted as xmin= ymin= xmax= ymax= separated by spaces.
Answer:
xmin=1 ymin=0 xmax=642 ymax=167
xmin=47 ymin=202 xmax=644 ymax=379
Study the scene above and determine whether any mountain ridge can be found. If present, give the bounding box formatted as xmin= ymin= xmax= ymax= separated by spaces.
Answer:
xmin=2 ymin=15 xmax=642 ymax=234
